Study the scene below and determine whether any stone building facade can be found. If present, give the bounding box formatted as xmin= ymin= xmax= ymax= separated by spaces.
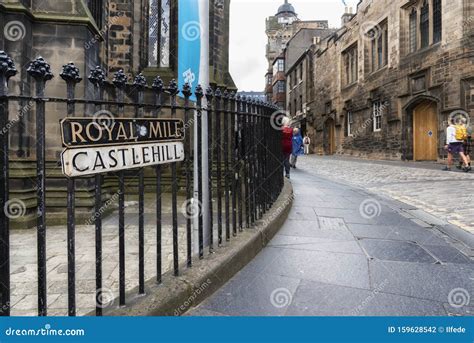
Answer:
xmin=306 ymin=0 xmax=474 ymax=160
xmin=264 ymin=0 xmax=328 ymax=105
xmin=0 ymin=0 xmax=235 ymax=228
xmin=285 ymin=28 xmax=336 ymax=131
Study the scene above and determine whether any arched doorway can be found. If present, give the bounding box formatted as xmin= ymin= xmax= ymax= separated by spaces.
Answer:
xmin=412 ymin=101 xmax=438 ymax=161
xmin=324 ymin=118 xmax=336 ymax=155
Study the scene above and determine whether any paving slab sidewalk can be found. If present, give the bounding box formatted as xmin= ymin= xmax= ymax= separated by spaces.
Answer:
xmin=187 ymin=165 xmax=474 ymax=316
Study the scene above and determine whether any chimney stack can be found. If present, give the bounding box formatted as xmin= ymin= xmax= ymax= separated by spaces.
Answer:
xmin=341 ymin=6 xmax=353 ymax=27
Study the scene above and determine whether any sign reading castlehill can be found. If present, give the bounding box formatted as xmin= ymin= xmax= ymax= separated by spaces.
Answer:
xmin=60 ymin=117 xmax=185 ymax=177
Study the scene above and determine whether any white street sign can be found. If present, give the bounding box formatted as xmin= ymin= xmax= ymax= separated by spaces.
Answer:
xmin=61 ymin=141 xmax=184 ymax=177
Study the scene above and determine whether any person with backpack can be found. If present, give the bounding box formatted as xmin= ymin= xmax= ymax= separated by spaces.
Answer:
xmin=443 ymin=117 xmax=470 ymax=172
xmin=290 ymin=128 xmax=304 ymax=169
xmin=303 ymin=135 xmax=311 ymax=155
xmin=281 ymin=117 xmax=293 ymax=179
xmin=456 ymin=119 xmax=472 ymax=172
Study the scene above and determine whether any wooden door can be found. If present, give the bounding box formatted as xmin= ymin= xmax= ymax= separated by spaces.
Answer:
xmin=413 ymin=101 xmax=438 ymax=161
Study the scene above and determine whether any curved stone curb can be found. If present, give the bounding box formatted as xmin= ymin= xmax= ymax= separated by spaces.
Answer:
xmin=98 ymin=179 xmax=293 ymax=316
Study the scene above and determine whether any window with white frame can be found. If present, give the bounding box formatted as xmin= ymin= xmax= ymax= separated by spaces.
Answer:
xmin=372 ymin=101 xmax=383 ymax=132
xmin=278 ymin=59 xmax=285 ymax=72
xmin=273 ymin=80 xmax=285 ymax=94
xmin=347 ymin=111 xmax=354 ymax=136
xmin=273 ymin=59 xmax=285 ymax=75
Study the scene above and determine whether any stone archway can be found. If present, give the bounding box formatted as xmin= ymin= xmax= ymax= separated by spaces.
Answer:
xmin=403 ymin=96 xmax=441 ymax=161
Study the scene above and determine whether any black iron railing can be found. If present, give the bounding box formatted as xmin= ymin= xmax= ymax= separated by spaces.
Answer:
xmin=0 ymin=50 xmax=284 ymax=316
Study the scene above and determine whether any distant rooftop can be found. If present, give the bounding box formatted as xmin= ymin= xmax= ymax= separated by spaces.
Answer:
xmin=276 ymin=0 xmax=297 ymax=17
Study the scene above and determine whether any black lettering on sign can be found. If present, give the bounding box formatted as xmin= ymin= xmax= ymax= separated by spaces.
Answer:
xmin=61 ymin=142 xmax=185 ymax=177
xmin=60 ymin=117 xmax=185 ymax=148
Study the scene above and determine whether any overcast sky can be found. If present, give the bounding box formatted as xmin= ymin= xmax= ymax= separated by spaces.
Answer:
xmin=229 ymin=0 xmax=360 ymax=91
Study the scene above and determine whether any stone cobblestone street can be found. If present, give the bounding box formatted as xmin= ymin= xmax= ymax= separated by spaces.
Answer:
xmin=298 ymin=156 xmax=474 ymax=233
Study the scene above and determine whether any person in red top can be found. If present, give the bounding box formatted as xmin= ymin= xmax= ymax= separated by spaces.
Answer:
xmin=281 ymin=117 xmax=293 ymax=179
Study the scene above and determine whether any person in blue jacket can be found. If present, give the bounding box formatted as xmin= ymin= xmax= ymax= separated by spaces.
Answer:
xmin=290 ymin=128 xmax=304 ymax=168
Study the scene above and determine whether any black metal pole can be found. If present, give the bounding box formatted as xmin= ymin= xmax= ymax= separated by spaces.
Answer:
xmin=88 ymin=66 xmax=107 ymax=315
xmin=194 ymin=85 xmax=204 ymax=259
xmin=133 ymin=73 xmax=147 ymax=295
xmin=60 ymin=62 xmax=81 ymax=316
xmin=223 ymin=91 xmax=230 ymax=241
xmin=214 ymin=89 xmax=223 ymax=245
xmin=242 ymin=97 xmax=250 ymax=228
xmin=168 ymin=80 xmax=179 ymax=276
xmin=230 ymin=92 xmax=237 ymax=236
xmin=0 ymin=51 xmax=16 ymax=317
xmin=27 ymin=57 xmax=53 ymax=316
xmin=113 ymin=69 xmax=128 ymax=306
xmin=182 ymin=83 xmax=193 ymax=265
xmin=205 ymin=87 xmax=214 ymax=252
xmin=152 ymin=76 xmax=163 ymax=284
xmin=236 ymin=95 xmax=243 ymax=232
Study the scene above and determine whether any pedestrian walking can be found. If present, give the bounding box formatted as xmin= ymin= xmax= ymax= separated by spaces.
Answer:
xmin=281 ymin=117 xmax=293 ymax=179
xmin=290 ymin=128 xmax=304 ymax=169
xmin=456 ymin=119 xmax=472 ymax=172
xmin=443 ymin=118 xmax=470 ymax=172
xmin=303 ymin=135 xmax=311 ymax=155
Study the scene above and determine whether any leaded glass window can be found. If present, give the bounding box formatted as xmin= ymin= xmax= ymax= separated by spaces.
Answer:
xmin=420 ymin=0 xmax=429 ymax=49
xmin=377 ymin=34 xmax=383 ymax=68
xmin=433 ymin=0 xmax=442 ymax=43
xmin=148 ymin=0 xmax=170 ymax=67
xmin=344 ymin=45 xmax=358 ymax=85
xmin=409 ymin=8 xmax=417 ymax=53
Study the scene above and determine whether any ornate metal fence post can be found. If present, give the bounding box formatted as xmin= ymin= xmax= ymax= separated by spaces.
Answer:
xmin=133 ymin=73 xmax=147 ymax=295
xmin=229 ymin=92 xmax=237 ymax=236
xmin=257 ymin=101 xmax=264 ymax=216
xmin=214 ymin=88 xmax=223 ymax=244
xmin=27 ymin=56 xmax=53 ymax=316
xmin=193 ymin=84 xmax=204 ymax=259
xmin=113 ymin=69 xmax=128 ymax=305
xmin=249 ymin=99 xmax=257 ymax=225
xmin=182 ymin=82 xmax=193 ymax=264
xmin=152 ymin=76 xmax=163 ymax=284
xmin=88 ymin=65 xmax=107 ymax=315
xmin=60 ymin=62 xmax=82 ymax=316
xmin=235 ymin=94 xmax=243 ymax=232
xmin=262 ymin=103 xmax=269 ymax=213
xmin=205 ymin=87 xmax=214 ymax=252
xmin=0 ymin=51 xmax=17 ymax=317
xmin=167 ymin=79 xmax=180 ymax=276
xmin=241 ymin=96 xmax=250 ymax=228
xmin=222 ymin=90 xmax=230 ymax=241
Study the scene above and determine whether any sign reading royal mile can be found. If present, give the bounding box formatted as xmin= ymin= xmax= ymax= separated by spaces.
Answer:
xmin=60 ymin=117 xmax=185 ymax=177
